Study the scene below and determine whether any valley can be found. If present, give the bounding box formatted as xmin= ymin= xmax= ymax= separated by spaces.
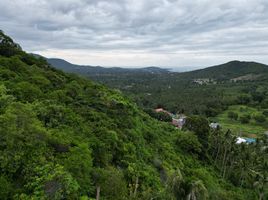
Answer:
xmin=0 ymin=31 xmax=267 ymax=200
xmin=48 ymin=58 xmax=268 ymax=139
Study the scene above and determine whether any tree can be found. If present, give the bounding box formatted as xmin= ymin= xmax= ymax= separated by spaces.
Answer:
xmin=237 ymin=94 xmax=251 ymax=105
xmin=186 ymin=180 xmax=208 ymax=200
xmin=183 ymin=116 xmax=210 ymax=149
xmin=145 ymin=109 xmax=172 ymax=122
xmin=92 ymin=168 xmax=128 ymax=200
xmin=0 ymin=30 xmax=21 ymax=57
xmin=176 ymin=132 xmax=202 ymax=155
xmin=0 ymin=176 xmax=11 ymax=200
xmin=0 ymin=84 xmax=14 ymax=113
xmin=13 ymin=82 xmax=42 ymax=102
xmin=167 ymin=169 xmax=185 ymax=199
xmin=262 ymin=110 xmax=268 ymax=117
xmin=251 ymin=92 xmax=265 ymax=103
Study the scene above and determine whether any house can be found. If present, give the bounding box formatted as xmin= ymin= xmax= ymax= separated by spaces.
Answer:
xmin=172 ymin=115 xmax=187 ymax=129
xmin=193 ymin=78 xmax=211 ymax=85
xmin=244 ymin=138 xmax=256 ymax=144
xmin=236 ymin=137 xmax=247 ymax=144
xmin=172 ymin=118 xmax=180 ymax=127
xmin=155 ymin=108 xmax=187 ymax=129
xmin=155 ymin=108 xmax=172 ymax=116
xmin=236 ymin=137 xmax=256 ymax=144
xmin=209 ymin=122 xmax=220 ymax=129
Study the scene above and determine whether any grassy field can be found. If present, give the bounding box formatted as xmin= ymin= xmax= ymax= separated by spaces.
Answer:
xmin=211 ymin=105 xmax=268 ymax=138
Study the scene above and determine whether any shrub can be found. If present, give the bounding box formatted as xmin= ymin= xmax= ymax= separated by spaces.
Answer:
xmin=227 ymin=111 xmax=238 ymax=120
xmin=237 ymin=94 xmax=251 ymax=105
xmin=176 ymin=132 xmax=202 ymax=155
xmin=239 ymin=114 xmax=251 ymax=124
xmin=254 ymin=114 xmax=266 ymax=123
xmin=262 ymin=110 xmax=268 ymax=117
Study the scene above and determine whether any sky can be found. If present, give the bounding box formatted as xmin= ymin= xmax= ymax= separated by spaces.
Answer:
xmin=1 ymin=0 xmax=268 ymax=69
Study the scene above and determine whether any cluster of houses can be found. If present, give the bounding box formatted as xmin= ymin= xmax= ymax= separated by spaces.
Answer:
xmin=193 ymin=78 xmax=216 ymax=85
xmin=155 ymin=108 xmax=258 ymax=145
xmin=208 ymin=122 xmax=257 ymax=144
xmin=155 ymin=108 xmax=187 ymax=129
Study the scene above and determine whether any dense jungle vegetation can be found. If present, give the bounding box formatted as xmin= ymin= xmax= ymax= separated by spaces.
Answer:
xmin=48 ymin=57 xmax=268 ymax=118
xmin=0 ymin=31 xmax=267 ymax=199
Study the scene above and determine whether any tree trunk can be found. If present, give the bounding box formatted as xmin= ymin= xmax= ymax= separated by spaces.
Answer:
xmin=96 ymin=185 xmax=100 ymax=200
xmin=259 ymin=192 xmax=264 ymax=200
xmin=221 ymin=145 xmax=228 ymax=176
xmin=133 ymin=177 xmax=139 ymax=197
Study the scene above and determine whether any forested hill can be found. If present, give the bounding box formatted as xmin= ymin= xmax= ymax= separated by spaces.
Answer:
xmin=179 ymin=61 xmax=268 ymax=80
xmin=46 ymin=57 xmax=170 ymax=76
xmin=46 ymin=58 xmax=268 ymax=116
xmin=46 ymin=55 xmax=268 ymax=82
xmin=0 ymin=31 xmax=266 ymax=200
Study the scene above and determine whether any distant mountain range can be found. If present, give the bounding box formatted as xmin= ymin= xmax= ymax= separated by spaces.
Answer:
xmin=46 ymin=58 xmax=170 ymax=76
xmin=44 ymin=56 xmax=268 ymax=82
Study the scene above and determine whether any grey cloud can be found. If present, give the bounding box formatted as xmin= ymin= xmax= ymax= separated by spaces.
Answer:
xmin=1 ymin=0 xmax=268 ymax=66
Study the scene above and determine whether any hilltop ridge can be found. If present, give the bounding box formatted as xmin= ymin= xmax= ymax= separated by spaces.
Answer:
xmin=180 ymin=60 xmax=268 ymax=80
xmin=46 ymin=57 xmax=170 ymax=76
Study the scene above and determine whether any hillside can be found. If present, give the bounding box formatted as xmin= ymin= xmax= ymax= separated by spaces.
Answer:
xmin=179 ymin=61 xmax=268 ymax=81
xmin=47 ymin=58 xmax=268 ymax=116
xmin=47 ymin=57 xmax=268 ymax=82
xmin=0 ymin=31 xmax=267 ymax=200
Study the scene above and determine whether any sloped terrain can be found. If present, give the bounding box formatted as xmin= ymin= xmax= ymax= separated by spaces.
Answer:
xmin=0 ymin=31 xmax=264 ymax=200
xmin=179 ymin=61 xmax=268 ymax=81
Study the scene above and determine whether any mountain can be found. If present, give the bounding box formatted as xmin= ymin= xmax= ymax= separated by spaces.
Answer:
xmin=46 ymin=57 xmax=170 ymax=76
xmin=0 ymin=31 xmax=265 ymax=200
xmin=51 ymin=59 xmax=268 ymax=116
xmin=47 ymin=56 xmax=268 ymax=81
xmin=179 ymin=60 xmax=268 ymax=80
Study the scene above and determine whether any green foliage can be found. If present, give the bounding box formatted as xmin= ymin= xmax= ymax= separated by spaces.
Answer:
xmin=228 ymin=111 xmax=238 ymax=120
xmin=183 ymin=116 xmax=210 ymax=149
xmin=262 ymin=110 xmax=268 ymax=117
xmin=92 ymin=167 xmax=128 ymax=200
xmin=145 ymin=108 xmax=172 ymax=122
xmin=0 ymin=30 xmax=21 ymax=57
xmin=237 ymin=94 xmax=251 ymax=105
xmin=22 ymin=163 xmax=80 ymax=199
xmin=0 ymin=176 xmax=12 ymax=200
xmin=253 ymin=114 xmax=266 ymax=123
xmin=213 ymin=105 xmax=267 ymax=137
xmin=176 ymin=132 xmax=202 ymax=155
xmin=240 ymin=114 xmax=251 ymax=124
xmin=0 ymin=31 xmax=264 ymax=200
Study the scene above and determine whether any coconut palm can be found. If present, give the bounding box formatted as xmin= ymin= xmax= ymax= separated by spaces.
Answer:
xmin=186 ymin=180 xmax=208 ymax=200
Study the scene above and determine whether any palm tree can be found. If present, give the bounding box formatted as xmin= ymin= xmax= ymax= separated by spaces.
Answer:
xmin=166 ymin=169 xmax=185 ymax=199
xmin=186 ymin=180 xmax=208 ymax=200
xmin=251 ymin=170 xmax=268 ymax=200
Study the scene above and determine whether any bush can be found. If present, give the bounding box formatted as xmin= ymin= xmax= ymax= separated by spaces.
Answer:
xmin=176 ymin=132 xmax=202 ymax=155
xmin=237 ymin=94 xmax=251 ymax=105
xmin=227 ymin=111 xmax=238 ymax=120
xmin=254 ymin=114 xmax=266 ymax=123
xmin=262 ymin=110 xmax=268 ymax=117
xmin=239 ymin=114 xmax=251 ymax=124
xmin=260 ymin=99 xmax=268 ymax=109
xmin=0 ymin=176 xmax=11 ymax=200
xmin=145 ymin=109 xmax=172 ymax=122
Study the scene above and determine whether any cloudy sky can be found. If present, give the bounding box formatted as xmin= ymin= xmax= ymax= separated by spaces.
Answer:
xmin=1 ymin=0 xmax=268 ymax=68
